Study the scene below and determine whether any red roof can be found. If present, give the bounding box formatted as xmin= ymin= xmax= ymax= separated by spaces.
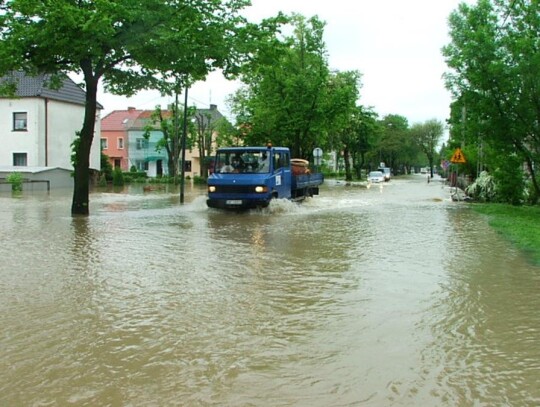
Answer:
xmin=101 ymin=108 xmax=143 ymax=131
xmin=136 ymin=110 xmax=173 ymax=119
xmin=131 ymin=109 xmax=175 ymax=129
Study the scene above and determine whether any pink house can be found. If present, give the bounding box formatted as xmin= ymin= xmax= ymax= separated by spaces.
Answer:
xmin=101 ymin=107 xmax=142 ymax=171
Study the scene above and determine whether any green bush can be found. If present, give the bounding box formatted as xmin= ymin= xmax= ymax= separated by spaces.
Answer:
xmin=193 ymin=175 xmax=206 ymax=185
xmin=112 ymin=167 xmax=124 ymax=186
xmin=98 ymin=173 xmax=108 ymax=187
xmin=466 ymin=171 xmax=496 ymax=202
xmin=149 ymin=176 xmax=174 ymax=184
xmin=6 ymin=172 xmax=23 ymax=192
xmin=123 ymin=171 xmax=147 ymax=183
xmin=100 ymin=152 xmax=113 ymax=182
xmin=524 ymin=179 xmax=539 ymax=205
xmin=492 ymin=156 xmax=524 ymax=205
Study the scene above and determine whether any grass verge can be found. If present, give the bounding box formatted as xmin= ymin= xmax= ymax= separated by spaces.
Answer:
xmin=471 ymin=203 xmax=540 ymax=265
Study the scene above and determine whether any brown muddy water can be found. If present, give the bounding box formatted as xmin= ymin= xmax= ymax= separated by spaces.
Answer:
xmin=1 ymin=175 xmax=539 ymax=406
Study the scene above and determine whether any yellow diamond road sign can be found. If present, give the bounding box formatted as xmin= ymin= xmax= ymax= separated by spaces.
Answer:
xmin=451 ymin=148 xmax=466 ymax=164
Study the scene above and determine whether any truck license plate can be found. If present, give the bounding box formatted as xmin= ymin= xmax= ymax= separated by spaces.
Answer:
xmin=226 ymin=200 xmax=242 ymax=205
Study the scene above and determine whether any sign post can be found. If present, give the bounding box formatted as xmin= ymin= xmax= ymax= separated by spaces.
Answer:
xmin=313 ymin=147 xmax=323 ymax=173
xmin=450 ymin=148 xmax=467 ymax=200
xmin=450 ymin=148 xmax=466 ymax=164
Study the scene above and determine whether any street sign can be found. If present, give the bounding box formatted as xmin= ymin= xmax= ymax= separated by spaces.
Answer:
xmin=313 ymin=147 xmax=323 ymax=166
xmin=450 ymin=148 xmax=466 ymax=164
xmin=441 ymin=160 xmax=450 ymax=170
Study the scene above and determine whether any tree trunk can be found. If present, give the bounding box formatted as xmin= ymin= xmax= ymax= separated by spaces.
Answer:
xmin=343 ymin=147 xmax=352 ymax=181
xmin=525 ymin=155 xmax=540 ymax=203
xmin=71 ymin=71 xmax=98 ymax=216
xmin=200 ymin=150 xmax=207 ymax=178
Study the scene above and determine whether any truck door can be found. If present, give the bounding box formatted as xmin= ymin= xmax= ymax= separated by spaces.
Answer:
xmin=272 ymin=151 xmax=292 ymax=199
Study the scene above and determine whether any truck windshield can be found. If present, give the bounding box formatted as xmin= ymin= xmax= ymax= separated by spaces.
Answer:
xmin=215 ymin=150 xmax=270 ymax=174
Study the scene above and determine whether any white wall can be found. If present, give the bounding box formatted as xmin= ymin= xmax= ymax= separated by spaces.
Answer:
xmin=0 ymin=98 xmax=42 ymax=166
xmin=47 ymin=99 xmax=101 ymax=170
xmin=0 ymin=97 xmax=101 ymax=170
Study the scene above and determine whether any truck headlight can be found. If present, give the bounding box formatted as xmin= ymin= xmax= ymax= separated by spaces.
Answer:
xmin=255 ymin=186 xmax=268 ymax=193
xmin=208 ymin=186 xmax=216 ymax=193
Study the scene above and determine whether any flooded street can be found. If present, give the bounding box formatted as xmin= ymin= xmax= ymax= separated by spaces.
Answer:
xmin=1 ymin=175 xmax=539 ymax=406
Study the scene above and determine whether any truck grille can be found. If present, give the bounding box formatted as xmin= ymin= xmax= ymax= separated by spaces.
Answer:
xmin=213 ymin=185 xmax=257 ymax=194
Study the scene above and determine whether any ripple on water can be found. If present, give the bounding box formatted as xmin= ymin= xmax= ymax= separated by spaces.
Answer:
xmin=1 ymin=179 xmax=539 ymax=406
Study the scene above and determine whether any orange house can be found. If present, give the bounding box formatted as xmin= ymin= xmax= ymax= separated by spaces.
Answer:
xmin=101 ymin=107 xmax=142 ymax=171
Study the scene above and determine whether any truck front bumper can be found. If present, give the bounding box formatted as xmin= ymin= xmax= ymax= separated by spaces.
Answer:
xmin=206 ymin=197 xmax=271 ymax=210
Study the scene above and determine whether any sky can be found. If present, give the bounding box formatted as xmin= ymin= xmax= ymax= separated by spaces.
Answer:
xmin=98 ymin=0 xmax=470 ymax=126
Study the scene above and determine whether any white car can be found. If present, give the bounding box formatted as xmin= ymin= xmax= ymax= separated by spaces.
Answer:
xmin=368 ymin=171 xmax=385 ymax=183
xmin=377 ymin=167 xmax=391 ymax=181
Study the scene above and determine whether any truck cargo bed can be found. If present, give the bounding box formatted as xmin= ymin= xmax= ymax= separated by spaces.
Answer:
xmin=292 ymin=172 xmax=324 ymax=189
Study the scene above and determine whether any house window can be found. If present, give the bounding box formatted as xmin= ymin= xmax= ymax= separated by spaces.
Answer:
xmin=183 ymin=160 xmax=192 ymax=172
xmin=13 ymin=112 xmax=28 ymax=131
xmin=136 ymin=138 xmax=148 ymax=150
xmin=13 ymin=153 xmax=27 ymax=166
xmin=118 ymin=137 xmax=124 ymax=149
xmin=135 ymin=160 xmax=148 ymax=171
xmin=101 ymin=138 xmax=108 ymax=150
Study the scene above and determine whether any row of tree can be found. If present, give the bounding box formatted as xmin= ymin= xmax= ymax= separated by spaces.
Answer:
xmin=147 ymin=15 xmax=445 ymax=183
xmin=224 ymin=14 xmax=443 ymax=181
xmin=0 ymin=0 xmax=281 ymax=215
xmin=443 ymin=0 xmax=540 ymax=204
xmin=1 ymin=0 xmax=477 ymax=215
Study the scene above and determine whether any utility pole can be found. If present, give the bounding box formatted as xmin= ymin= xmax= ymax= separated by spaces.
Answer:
xmin=180 ymin=85 xmax=189 ymax=204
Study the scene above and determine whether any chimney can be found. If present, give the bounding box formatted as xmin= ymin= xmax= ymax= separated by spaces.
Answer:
xmin=210 ymin=104 xmax=217 ymax=110
xmin=127 ymin=106 xmax=136 ymax=111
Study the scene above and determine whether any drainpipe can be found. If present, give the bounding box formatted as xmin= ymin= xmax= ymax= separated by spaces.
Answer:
xmin=44 ymin=98 xmax=49 ymax=166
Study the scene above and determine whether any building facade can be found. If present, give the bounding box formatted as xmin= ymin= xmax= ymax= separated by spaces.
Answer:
xmin=0 ymin=72 xmax=101 ymax=181
xmin=100 ymin=107 xmax=142 ymax=171
xmin=101 ymin=105 xmax=225 ymax=178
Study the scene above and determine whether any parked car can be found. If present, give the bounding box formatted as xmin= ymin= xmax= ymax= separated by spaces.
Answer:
xmin=377 ymin=167 xmax=391 ymax=181
xmin=368 ymin=171 xmax=385 ymax=183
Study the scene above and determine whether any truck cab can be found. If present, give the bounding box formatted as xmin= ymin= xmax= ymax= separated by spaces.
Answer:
xmin=207 ymin=146 xmax=323 ymax=210
xmin=207 ymin=146 xmax=293 ymax=209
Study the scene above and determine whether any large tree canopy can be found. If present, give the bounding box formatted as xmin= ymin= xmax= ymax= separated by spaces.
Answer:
xmin=229 ymin=14 xmax=333 ymax=158
xmin=0 ymin=0 xmax=258 ymax=215
xmin=443 ymin=0 xmax=540 ymax=203
xmin=410 ymin=119 xmax=444 ymax=178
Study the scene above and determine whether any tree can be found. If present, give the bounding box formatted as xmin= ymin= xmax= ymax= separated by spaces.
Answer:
xmin=410 ymin=119 xmax=444 ymax=177
xmin=350 ymin=106 xmax=381 ymax=179
xmin=143 ymin=103 xmax=196 ymax=184
xmin=322 ymin=71 xmax=362 ymax=181
xmin=231 ymin=14 xmax=331 ymax=158
xmin=214 ymin=112 xmax=242 ymax=147
xmin=373 ymin=115 xmax=410 ymax=172
xmin=0 ymin=0 xmax=252 ymax=215
xmin=443 ymin=0 xmax=540 ymax=203
xmin=192 ymin=107 xmax=229 ymax=178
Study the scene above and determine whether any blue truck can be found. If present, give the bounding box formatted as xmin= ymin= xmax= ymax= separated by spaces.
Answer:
xmin=206 ymin=146 xmax=324 ymax=210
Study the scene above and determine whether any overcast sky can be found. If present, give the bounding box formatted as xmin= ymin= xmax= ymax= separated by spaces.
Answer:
xmin=98 ymin=0 xmax=471 ymax=126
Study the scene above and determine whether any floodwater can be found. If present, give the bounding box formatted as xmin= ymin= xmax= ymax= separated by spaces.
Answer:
xmin=1 ymin=176 xmax=539 ymax=406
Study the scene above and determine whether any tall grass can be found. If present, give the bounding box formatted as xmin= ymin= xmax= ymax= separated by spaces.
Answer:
xmin=472 ymin=204 xmax=540 ymax=265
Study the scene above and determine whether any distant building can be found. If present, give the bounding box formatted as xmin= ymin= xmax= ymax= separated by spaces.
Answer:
xmin=100 ymin=104 xmax=225 ymax=178
xmin=0 ymin=71 xmax=102 ymax=189
xmin=100 ymin=107 xmax=143 ymax=171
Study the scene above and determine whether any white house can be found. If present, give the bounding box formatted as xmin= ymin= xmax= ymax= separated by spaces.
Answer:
xmin=0 ymin=71 xmax=101 ymax=189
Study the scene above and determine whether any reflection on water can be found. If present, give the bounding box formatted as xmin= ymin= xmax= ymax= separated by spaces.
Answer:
xmin=1 ymin=177 xmax=539 ymax=406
